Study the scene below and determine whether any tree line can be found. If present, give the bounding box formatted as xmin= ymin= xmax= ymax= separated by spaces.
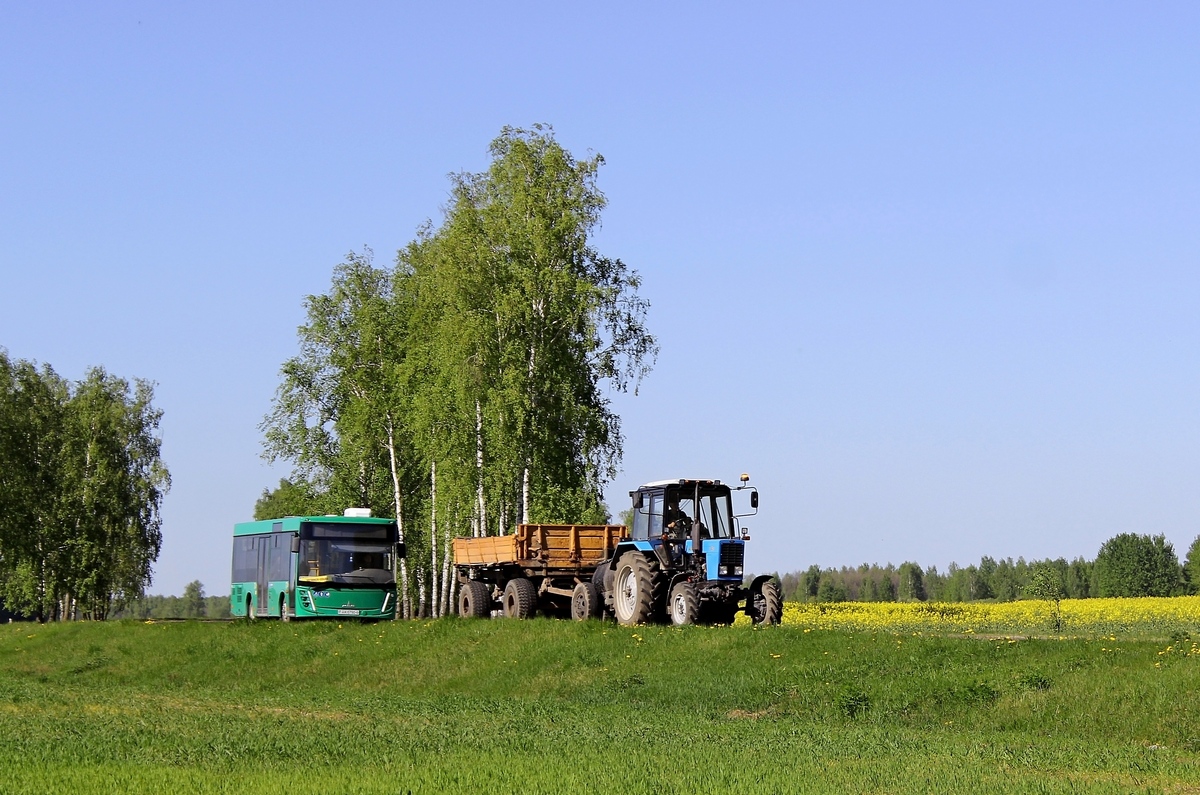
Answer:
xmin=0 ymin=351 xmax=170 ymax=620
xmin=778 ymin=532 xmax=1200 ymax=603
xmin=113 ymin=580 xmax=231 ymax=620
xmin=258 ymin=126 xmax=656 ymax=619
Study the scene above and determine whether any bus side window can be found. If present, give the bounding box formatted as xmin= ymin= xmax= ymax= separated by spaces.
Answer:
xmin=232 ymin=537 xmax=256 ymax=583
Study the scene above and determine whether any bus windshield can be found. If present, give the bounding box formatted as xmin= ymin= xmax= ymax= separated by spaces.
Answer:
xmin=299 ymin=540 xmax=395 ymax=585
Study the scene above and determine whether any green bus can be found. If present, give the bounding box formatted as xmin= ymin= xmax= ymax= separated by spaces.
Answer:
xmin=230 ymin=510 xmax=404 ymax=620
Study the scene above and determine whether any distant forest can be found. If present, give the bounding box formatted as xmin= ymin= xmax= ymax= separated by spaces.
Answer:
xmin=112 ymin=581 xmax=230 ymax=620
xmin=777 ymin=532 xmax=1200 ymax=603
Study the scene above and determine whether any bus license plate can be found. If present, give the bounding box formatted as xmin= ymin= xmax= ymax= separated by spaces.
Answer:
xmin=337 ymin=609 xmax=360 ymax=616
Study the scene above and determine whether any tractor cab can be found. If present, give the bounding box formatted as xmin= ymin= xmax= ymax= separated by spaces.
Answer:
xmin=630 ymin=480 xmax=739 ymax=541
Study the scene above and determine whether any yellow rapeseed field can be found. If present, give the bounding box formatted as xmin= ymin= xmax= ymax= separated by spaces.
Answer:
xmin=775 ymin=595 xmax=1200 ymax=636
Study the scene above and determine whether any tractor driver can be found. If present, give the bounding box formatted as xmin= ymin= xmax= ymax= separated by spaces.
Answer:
xmin=664 ymin=498 xmax=690 ymax=538
xmin=664 ymin=494 xmax=707 ymax=539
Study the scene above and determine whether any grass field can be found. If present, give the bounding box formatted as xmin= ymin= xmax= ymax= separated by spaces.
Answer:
xmin=1 ymin=611 xmax=1198 ymax=794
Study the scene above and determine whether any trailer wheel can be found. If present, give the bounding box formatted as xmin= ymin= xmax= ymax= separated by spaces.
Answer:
xmin=612 ymin=552 xmax=663 ymax=626
xmin=668 ymin=581 xmax=699 ymax=626
xmin=502 ymin=578 xmax=537 ymax=619
xmin=459 ymin=580 xmax=492 ymax=619
xmin=571 ymin=582 xmax=602 ymax=621
xmin=748 ymin=577 xmax=783 ymax=626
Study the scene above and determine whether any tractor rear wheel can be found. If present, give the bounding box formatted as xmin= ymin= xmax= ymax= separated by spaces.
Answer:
xmin=749 ymin=577 xmax=783 ymax=626
xmin=459 ymin=580 xmax=492 ymax=618
xmin=668 ymin=581 xmax=699 ymax=626
xmin=502 ymin=578 xmax=537 ymax=619
xmin=612 ymin=552 xmax=663 ymax=626
xmin=571 ymin=582 xmax=602 ymax=621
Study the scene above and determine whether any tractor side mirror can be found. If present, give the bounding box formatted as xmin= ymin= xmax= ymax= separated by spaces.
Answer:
xmin=632 ymin=492 xmax=643 ymax=510
xmin=396 ymin=541 xmax=407 ymax=559
xmin=750 ymin=491 xmax=759 ymax=509
xmin=290 ymin=536 xmax=301 ymax=554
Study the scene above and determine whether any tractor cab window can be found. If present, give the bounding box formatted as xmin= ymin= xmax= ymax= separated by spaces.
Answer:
xmin=631 ymin=501 xmax=648 ymax=539
xmin=647 ymin=492 xmax=663 ymax=538
xmin=631 ymin=491 xmax=663 ymax=540
xmin=700 ymin=493 xmax=733 ymax=538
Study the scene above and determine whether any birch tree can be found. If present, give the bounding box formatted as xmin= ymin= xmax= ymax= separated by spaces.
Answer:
xmin=262 ymin=251 xmax=421 ymax=615
xmin=261 ymin=125 xmax=656 ymax=617
xmin=0 ymin=352 xmax=169 ymax=621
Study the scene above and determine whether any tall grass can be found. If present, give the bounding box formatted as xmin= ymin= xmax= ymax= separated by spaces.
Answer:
xmin=1 ymin=619 xmax=1197 ymax=793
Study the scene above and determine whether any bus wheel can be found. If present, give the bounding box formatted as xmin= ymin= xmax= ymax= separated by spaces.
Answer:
xmin=246 ymin=595 xmax=255 ymax=620
xmin=280 ymin=596 xmax=291 ymax=622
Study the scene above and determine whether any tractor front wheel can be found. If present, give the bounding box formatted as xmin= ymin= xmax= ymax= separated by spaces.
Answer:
xmin=668 ymin=581 xmax=699 ymax=626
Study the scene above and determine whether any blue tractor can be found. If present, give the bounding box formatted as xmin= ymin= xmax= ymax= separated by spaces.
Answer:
xmin=586 ymin=476 xmax=782 ymax=626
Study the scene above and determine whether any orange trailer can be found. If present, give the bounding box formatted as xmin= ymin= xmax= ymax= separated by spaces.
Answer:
xmin=454 ymin=523 xmax=625 ymax=620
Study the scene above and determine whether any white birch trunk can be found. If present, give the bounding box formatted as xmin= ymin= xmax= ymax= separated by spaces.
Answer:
xmin=384 ymin=415 xmax=411 ymax=620
xmin=499 ymin=499 xmax=506 ymax=536
xmin=440 ymin=516 xmax=452 ymax=616
xmin=430 ymin=460 xmax=439 ymax=618
xmin=522 ymin=465 xmax=530 ymax=525
xmin=523 ymin=335 xmax=536 ymax=527
xmin=416 ymin=567 xmax=426 ymax=619
xmin=475 ymin=399 xmax=486 ymax=537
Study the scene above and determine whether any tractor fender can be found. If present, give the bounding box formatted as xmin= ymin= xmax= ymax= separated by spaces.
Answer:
xmin=603 ymin=541 xmax=660 ymax=597
xmin=610 ymin=541 xmax=656 ymax=568
xmin=748 ymin=574 xmax=775 ymax=594
xmin=667 ymin=571 xmax=693 ymax=595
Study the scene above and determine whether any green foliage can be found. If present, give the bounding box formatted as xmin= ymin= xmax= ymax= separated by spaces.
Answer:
xmin=802 ymin=564 xmax=821 ymax=599
xmin=261 ymin=127 xmax=655 ymax=618
xmin=782 ymin=550 xmax=1163 ymax=605
xmin=1094 ymin=533 xmax=1182 ymax=598
xmin=0 ymin=351 xmax=169 ymax=620
xmin=253 ymin=479 xmax=321 ymax=520
xmin=1 ymin=621 xmax=1198 ymax=793
xmin=113 ymin=591 xmax=230 ymax=620
xmin=897 ymin=561 xmax=925 ymax=602
xmin=1184 ymin=535 xmax=1200 ymax=595
xmin=817 ymin=571 xmax=847 ymax=602
xmin=1025 ymin=565 xmax=1067 ymax=632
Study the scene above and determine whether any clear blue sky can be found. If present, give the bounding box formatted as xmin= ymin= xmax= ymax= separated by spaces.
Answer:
xmin=3 ymin=3 xmax=1198 ymax=596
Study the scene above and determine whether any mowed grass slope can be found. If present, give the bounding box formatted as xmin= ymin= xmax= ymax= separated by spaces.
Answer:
xmin=1 ymin=618 xmax=1198 ymax=794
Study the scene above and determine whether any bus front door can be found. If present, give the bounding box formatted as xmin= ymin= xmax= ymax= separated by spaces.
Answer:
xmin=257 ymin=538 xmax=270 ymax=616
